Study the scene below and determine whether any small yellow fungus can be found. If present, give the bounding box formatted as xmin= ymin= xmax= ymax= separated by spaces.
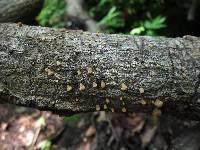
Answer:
xmin=67 ymin=85 xmax=73 ymax=92
xmin=101 ymin=81 xmax=106 ymax=88
xmin=92 ymin=82 xmax=98 ymax=88
xmin=154 ymin=99 xmax=163 ymax=108
xmin=140 ymin=100 xmax=146 ymax=105
xmin=121 ymin=83 xmax=128 ymax=91
xmin=96 ymin=105 xmax=101 ymax=111
xmin=139 ymin=87 xmax=145 ymax=94
xmin=77 ymin=70 xmax=81 ymax=75
xmin=106 ymin=98 xmax=110 ymax=104
xmin=87 ymin=67 xmax=93 ymax=74
xmin=104 ymin=104 xmax=108 ymax=110
xmin=111 ymin=108 xmax=115 ymax=112
xmin=79 ymin=83 xmax=85 ymax=91
xmin=45 ymin=68 xmax=54 ymax=76
xmin=122 ymin=107 xmax=127 ymax=112
xmin=120 ymin=97 xmax=123 ymax=101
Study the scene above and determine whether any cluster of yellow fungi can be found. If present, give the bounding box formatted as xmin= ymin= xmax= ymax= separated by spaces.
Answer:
xmin=45 ymin=65 xmax=163 ymax=113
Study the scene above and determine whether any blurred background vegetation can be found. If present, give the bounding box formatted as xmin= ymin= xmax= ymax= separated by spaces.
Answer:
xmin=37 ymin=0 xmax=166 ymax=35
xmin=36 ymin=0 xmax=200 ymax=37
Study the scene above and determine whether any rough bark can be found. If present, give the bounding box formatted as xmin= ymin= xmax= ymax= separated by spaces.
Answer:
xmin=0 ymin=0 xmax=43 ymax=23
xmin=0 ymin=23 xmax=199 ymax=118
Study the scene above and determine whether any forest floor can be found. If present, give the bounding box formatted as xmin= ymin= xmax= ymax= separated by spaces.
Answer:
xmin=0 ymin=104 xmax=200 ymax=150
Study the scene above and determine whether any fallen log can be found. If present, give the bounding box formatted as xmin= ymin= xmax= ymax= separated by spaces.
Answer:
xmin=0 ymin=23 xmax=199 ymax=119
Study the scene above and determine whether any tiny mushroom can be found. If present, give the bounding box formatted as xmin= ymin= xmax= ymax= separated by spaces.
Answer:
xmin=45 ymin=68 xmax=55 ymax=76
xmin=87 ymin=67 xmax=93 ymax=74
xmin=93 ymin=82 xmax=98 ymax=88
xmin=79 ymin=83 xmax=86 ymax=91
xmin=139 ymin=87 xmax=145 ymax=94
xmin=104 ymin=104 xmax=108 ymax=110
xmin=96 ymin=105 xmax=101 ymax=111
xmin=121 ymin=83 xmax=128 ymax=91
xmin=77 ymin=70 xmax=81 ymax=75
xmin=154 ymin=99 xmax=163 ymax=108
xmin=122 ymin=107 xmax=127 ymax=112
xmin=106 ymin=98 xmax=110 ymax=104
xmin=67 ymin=85 xmax=73 ymax=92
xmin=101 ymin=80 xmax=106 ymax=89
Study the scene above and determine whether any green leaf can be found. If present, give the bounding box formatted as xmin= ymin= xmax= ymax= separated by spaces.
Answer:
xmin=130 ymin=26 xmax=145 ymax=35
xmin=37 ymin=140 xmax=52 ymax=150
xmin=98 ymin=0 xmax=107 ymax=7
xmin=144 ymin=15 xmax=166 ymax=30
xmin=146 ymin=30 xmax=156 ymax=36
xmin=98 ymin=6 xmax=124 ymax=29
xmin=36 ymin=0 xmax=65 ymax=28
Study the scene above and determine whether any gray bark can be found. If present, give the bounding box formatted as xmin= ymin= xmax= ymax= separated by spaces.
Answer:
xmin=0 ymin=23 xmax=199 ymax=118
xmin=0 ymin=0 xmax=43 ymax=23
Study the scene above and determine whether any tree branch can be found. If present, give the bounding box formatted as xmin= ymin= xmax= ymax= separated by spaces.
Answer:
xmin=65 ymin=0 xmax=100 ymax=32
xmin=0 ymin=23 xmax=199 ymax=119
xmin=0 ymin=0 xmax=43 ymax=23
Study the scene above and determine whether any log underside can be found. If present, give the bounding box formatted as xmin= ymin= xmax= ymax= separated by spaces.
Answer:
xmin=0 ymin=23 xmax=199 ymax=119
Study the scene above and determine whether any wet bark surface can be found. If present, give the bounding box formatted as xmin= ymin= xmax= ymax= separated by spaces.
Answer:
xmin=0 ymin=23 xmax=199 ymax=119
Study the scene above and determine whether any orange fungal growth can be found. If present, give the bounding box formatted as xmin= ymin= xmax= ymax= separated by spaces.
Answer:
xmin=87 ymin=67 xmax=93 ymax=74
xmin=92 ymin=82 xmax=98 ymax=88
xmin=101 ymin=81 xmax=106 ymax=88
xmin=77 ymin=70 xmax=81 ymax=75
xmin=67 ymin=85 xmax=73 ymax=92
xmin=79 ymin=83 xmax=86 ymax=91
xmin=139 ymin=88 xmax=145 ymax=94
xmin=154 ymin=99 xmax=163 ymax=108
xmin=140 ymin=100 xmax=146 ymax=105
xmin=106 ymin=98 xmax=110 ymax=104
xmin=104 ymin=104 xmax=108 ymax=110
xmin=122 ymin=107 xmax=127 ymax=112
xmin=121 ymin=83 xmax=128 ymax=91
xmin=45 ymin=68 xmax=55 ymax=76
xmin=96 ymin=105 xmax=101 ymax=111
